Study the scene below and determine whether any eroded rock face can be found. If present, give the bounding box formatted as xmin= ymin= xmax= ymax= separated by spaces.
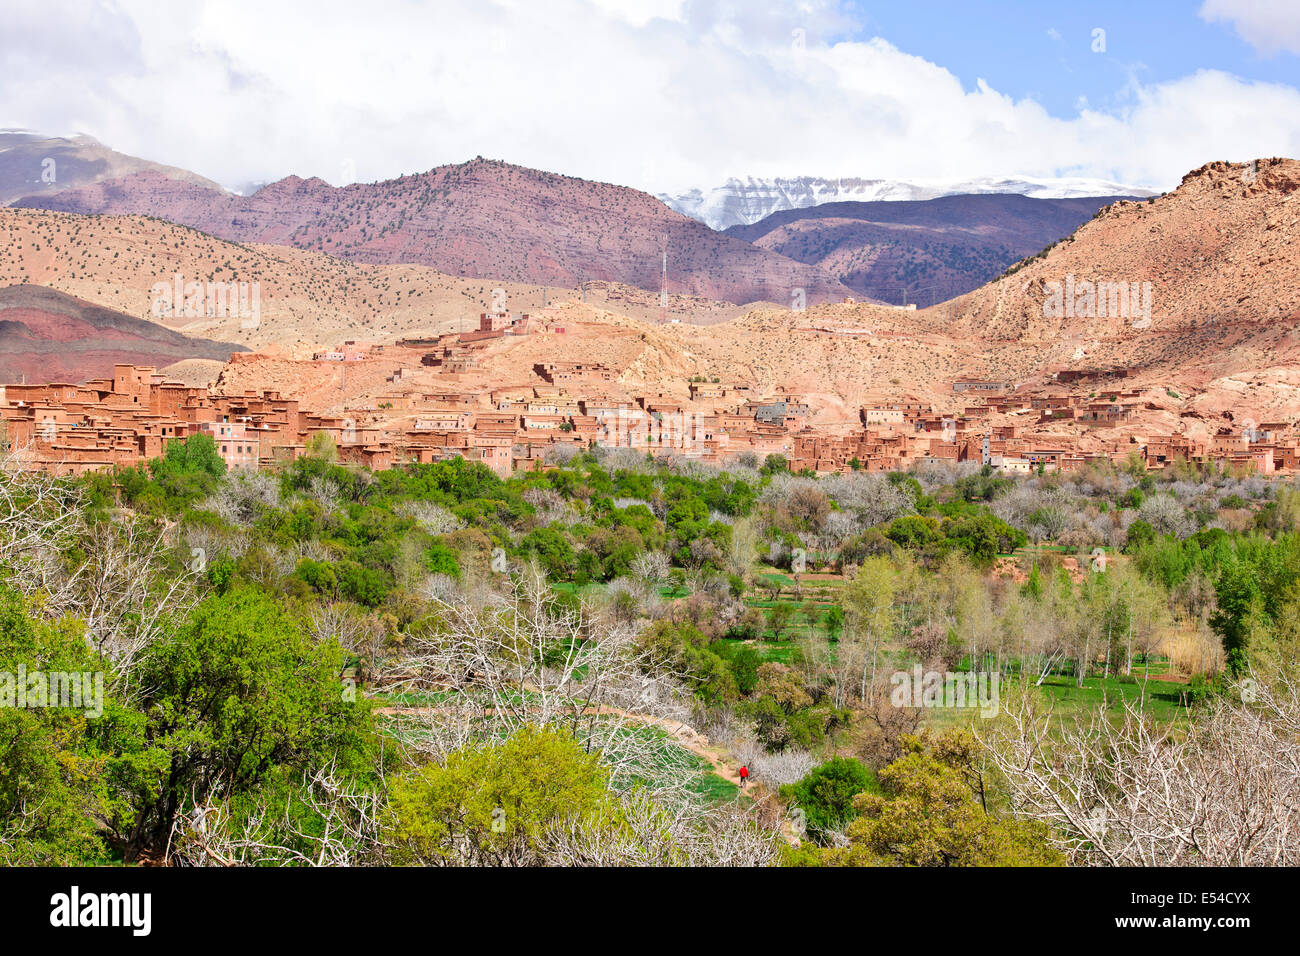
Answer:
xmin=13 ymin=159 xmax=854 ymax=307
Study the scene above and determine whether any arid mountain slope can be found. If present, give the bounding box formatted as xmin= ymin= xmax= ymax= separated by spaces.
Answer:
xmin=0 ymin=132 xmax=223 ymax=207
xmin=727 ymin=194 xmax=1135 ymax=304
xmin=936 ymin=158 xmax=1300 ymax=425
xmin=0 ymin=284 xmax=245 ymax=384
xmin=0 ymin=206 xmax=748 ymax=352
xmin=12 ymin=159 xmax=854 ymax=306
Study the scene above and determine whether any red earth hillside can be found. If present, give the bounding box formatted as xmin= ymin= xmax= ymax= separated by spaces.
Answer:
xmin=0 ymin=284 xmax=246 ymax=385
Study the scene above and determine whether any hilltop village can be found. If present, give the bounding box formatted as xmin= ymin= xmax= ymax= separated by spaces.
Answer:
xmin=2 ymin=308 xmax=1298 ymax=479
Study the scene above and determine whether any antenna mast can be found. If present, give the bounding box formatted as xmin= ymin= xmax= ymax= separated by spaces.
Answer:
xmin=659 ymin=233 xmax=669 ymax=324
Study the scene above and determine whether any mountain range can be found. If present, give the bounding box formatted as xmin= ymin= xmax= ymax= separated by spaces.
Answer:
xmin=659 ymin=175 xmax=1157 ymax=230
xmin=5 ymin=136 xmax=1166 ymax=312
xmin=2 ymin=139 xmax=1297 ymax=453
xmin=726 ymin=194 xmax=1137 ymax=304
xmin=11 ymin=159 xmax=854 ymax=307
xmin=0 ymin=131 xmax=223 ymax=207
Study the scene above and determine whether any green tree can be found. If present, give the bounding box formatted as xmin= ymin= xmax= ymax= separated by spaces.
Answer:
xmin=384 ymin=725 xmax=613 ymax=865
xmin=152 ymin=432 xmax=225 ymax=482
xmin=425 ymin=542 xmax=462 ymax=578
xmin=823 ymin=604 xmax=845 ymax=642
xmin=816 ymin=734 xmax=1064 ymax=867
xmin=103 ymin=587 xmax=373 ymax=859
xmin=1124 ymin=519 xmax=1155 ymax=552
xmin=766 ymin=601 xmax=795 ymax=640
xmin=146 ymin=433 xmax=227 ymax=504
xmin=843 ymin=557 xmax=897 ymax=702
xmin=781 ymin=757 xmax=878 ymax=842
xmin=1211 ymin=556 xmax=1265 ymax=674
xmin=520 ymin=526 xmax=576 ymax=579
xmin=727 ymin=644 xmax=761 ymax=695
xmin=304 ymin=430 xmax=339 ymax=462
xmin=0 ymin=586 xmax=112 ymax=864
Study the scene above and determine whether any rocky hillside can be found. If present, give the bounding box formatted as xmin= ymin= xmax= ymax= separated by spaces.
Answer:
xmin=0 ymin=207 xmax=748 ymax=351
xmin=936 ymin=158 xmax=1300 ymax=425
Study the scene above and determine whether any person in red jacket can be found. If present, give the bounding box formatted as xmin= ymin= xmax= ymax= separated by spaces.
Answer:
xmin=738 ymin=765 xmax=749 ymax=789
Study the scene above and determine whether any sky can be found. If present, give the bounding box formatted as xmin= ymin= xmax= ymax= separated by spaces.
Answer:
xmin=3 ymin=0 xmax=1299 ymax=194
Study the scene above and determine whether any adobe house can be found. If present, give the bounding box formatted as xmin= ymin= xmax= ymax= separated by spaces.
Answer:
xmin=201 ymin=421 xmax=260 ymax=470
xmin=471 ymin=434 xmax=513 ymax=478
xmin=534 ymin=362 xmax=616 ymax=384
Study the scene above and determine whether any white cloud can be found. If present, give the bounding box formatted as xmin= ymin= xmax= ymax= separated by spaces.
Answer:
xmin=587 ymin=0 xmax=685 ymax=27
xmin=1 ymin=0 xmax=1298 ymax=197
xmin=1200 ymin=0 xmax=1300 ymax=56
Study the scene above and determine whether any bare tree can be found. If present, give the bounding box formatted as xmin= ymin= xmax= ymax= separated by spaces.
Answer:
xmin=379 ymin=563 xmax=703 ymax=799
xmin=980 ymin=676 xmax=1300 ymax=866
xmin=394 ymin=499 xmax=465 ymax=535
xmin=0 ymin=458 xmax=200 ymax=694
xmin=0 ymin=446 xmax=84 ymax=581
xmin=538 ymin=789 xmax=780 ymax=866
xmin=169 ymin=761 xmax=384 ymax=867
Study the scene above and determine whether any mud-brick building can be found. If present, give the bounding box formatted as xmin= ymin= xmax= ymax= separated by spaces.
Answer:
xmin=201 ymin=421 xmax=261 ymax=470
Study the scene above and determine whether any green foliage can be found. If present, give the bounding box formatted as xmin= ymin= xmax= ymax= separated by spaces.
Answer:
xmin=383 ymin=725 xmax=612 ymax=865
xmin=781 ymin=757 xmax=879 ymax=842
xmin=152 ymin=432 xmax=226 ymax=483
xmin=822 ymin=604 xmax=844 ymax=642
xmin=0 ymin=585 xmax=112 ymax=864
xmin=637 ymin=621 xmax=738 ymax=704
xmin=1130 ymin=529 xmax=1300 ymax=672
xmin=953 ymin=470 xmax=1013 ymax=503
xmin=810 ymin=733 xmax=1064 ymax=867
xmin=44 ymin=435 xmax=1300 ymax=867
xmin=885 ymin=515 xmax=941 ymax=549
xmin=117 ymin=433 xmax=227 ymax=511
xmin=723 ymin=643 xmax=761 ymax=695
xmin=424 ymin=542 xmax=462 ymax=578
xmin=765 ymin=601 xmax=796 ymax=639
xmin=1124 ymin=518 xmax=1155 ymax=551
xmin=100 ymin=587 xmax=373 ymax=857
xmin=520 ymin=525 xmax=576 ymax=579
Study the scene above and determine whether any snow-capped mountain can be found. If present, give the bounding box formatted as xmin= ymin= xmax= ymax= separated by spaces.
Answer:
xmin=659 ymin=175 xmax=1158 ymax=230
